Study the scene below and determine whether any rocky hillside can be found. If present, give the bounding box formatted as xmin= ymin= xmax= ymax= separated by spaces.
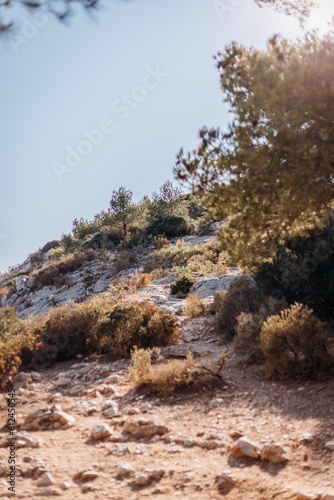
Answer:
xmin=0 ymin=233 xmax=334 ymax=499
xmin=0 ymin=232 xmax=238 ymax=319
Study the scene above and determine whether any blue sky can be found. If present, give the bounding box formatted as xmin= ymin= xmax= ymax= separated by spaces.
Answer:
xmin=0 ymin=0 xmax=333 ymax=271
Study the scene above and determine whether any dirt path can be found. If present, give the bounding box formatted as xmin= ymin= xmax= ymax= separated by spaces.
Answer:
xmin=0 ymin=303 xmax=334 ymax=500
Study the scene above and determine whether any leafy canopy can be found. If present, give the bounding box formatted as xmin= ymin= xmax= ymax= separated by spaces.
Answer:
xmin=175 ymin=30 xmax=334 ymax=270
xmin=0 ymin=0 xmax=316 ymax=34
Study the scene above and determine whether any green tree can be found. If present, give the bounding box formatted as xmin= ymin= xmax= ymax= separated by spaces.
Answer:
xmin=175 ymin=30 xmax=334 ymax=270
xmin=149 ymin=180 xmax=183 ymax=220
xmin=108 ymin=187 xmax=138 ymax=239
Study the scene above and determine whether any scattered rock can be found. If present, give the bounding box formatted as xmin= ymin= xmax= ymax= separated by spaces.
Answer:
xmin=230 ymin=437 xmax=259 ymax=459
xmin=123 ymin=420 xmax=169 ymax=439
xmin=209 ymin=398 xmax=224 ymax=409
xmin=37 ymin=473 xmax=55 ymax=487
xmin=21 ymin=408 xmax=76 ymax=430
xmin=54 ymin=377 xmax=71 ymax=387
xmin=91 ymin=424 xmax=113 ymax=441
xmin=60 ymin=481 xmax=72 ymax=490
xmin=74 ymin=469 xmax=99 ymax=481
xmin=325 ymin=440 xmax=334 ymax=451
xmin=260 ymin=444 xmax=290 ymax=463
xmin=115 ymin=464 xmax=133 ymax=478
xmin=216 ymin=471 xmax=237 ymax=487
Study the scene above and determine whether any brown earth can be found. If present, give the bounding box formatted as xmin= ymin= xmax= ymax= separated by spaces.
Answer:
xmin=0 ymin=293 xmax=334 ymax=500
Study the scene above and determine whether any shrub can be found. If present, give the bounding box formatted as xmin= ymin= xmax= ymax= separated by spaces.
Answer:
xmin=134 ymin=273 xmax=152 ymax=289
xmin=260 ymin=303 xmax=334 ymax=380
xmin=254 ymin=215 xmax=334 ymax=320
xmin=87 ymin=301 xmax=179 ymax=358
xmin=214 ymin=276 xmax=261 ymax=341
xmin=0 ymin=308 xmax=36 ymax=388
xmin=233 ymin=297 xmax=287 ymax=362
xmin=31 ymin=250 xmax=95 ymax=291
xmin=130 ymin=349 xmax=195 ymax=395
xmin=47 ymin=247 xmax=65 ymax=261
xmin=32 ymin=299 xmax=115 ymax=364
xmin=0 ymin=286 xmax=9 ymax=301
xmin=183 ymin=295 xmax=207 ymax=317
xmin=130 ymin=349 xmax=225 ymax=395
xmin=146 ymin=214 xmax=190 ymax=239
xmin=113 ymin=250 xmax=138 ymax=274
xmin=170 ymin=274 xmax=195 ymax=298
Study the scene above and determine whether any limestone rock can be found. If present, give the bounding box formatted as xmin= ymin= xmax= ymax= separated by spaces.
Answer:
xmin=230 ymin=437 xmax=259 ymax=459
xmin=123 ymin=419 xmax=169 ymax=439
xmin=260 ymin=444 xmax=290 ymax=463
xmin=190 ymin=275 xmax=242 ymax=299
xmin=54 ymin=377 xmax=71 ymax=387
xmin=325 ymin=440 xmax=334 ymax=451
xmin=102 ymin=401 xmax=119 ymax=418
xmin=91 ymin=424 xmax=113 ymax=440
xmin=37 ymin=473 xmax=54 ymax=487
xmin=115 ymin=464 xmax=133 ymax=478
xmin=21 ymin=407 xmax=76 ymax=430
xmin=216 ymin=471 xmax=237 ymax=487
xmin=74 ymin=469 xmax=99 ymax=481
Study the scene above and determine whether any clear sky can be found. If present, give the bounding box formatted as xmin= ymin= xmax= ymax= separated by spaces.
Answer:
xmin=0 ymin=0 xmax=333 ymax=272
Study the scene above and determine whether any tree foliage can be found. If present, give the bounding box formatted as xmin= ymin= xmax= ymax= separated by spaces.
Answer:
xmin=175 ymin=30 xmax=334 ymax=270
xmin=0 ymin=0 xmax=316 ymax=34
xmin=108 ymin=187 xmax=139 ymax=239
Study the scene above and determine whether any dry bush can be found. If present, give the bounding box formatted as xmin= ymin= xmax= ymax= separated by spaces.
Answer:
xmin=108 ymin=278 xmax=133 ymax=301
xmin=108 ymin=274 xmax=152 ymax=301
xmin=130 ymin=349 xmax=225 ymax=395
xmin=0 ymin=307 xmax=36 ymax=388
xmin=183 ymin=295 xmax=207 ymax=318
xmin=31 ymin=249 xmax=95 ymax=291
xmin=145 ymin=239 xmax=226 ymax=276
xmin=47 ymin=246 xmax=65 ymax=261
xmin=130 ymin=349 xmax=195 ymax=395
xmin=0 ymin=286 xmax=9 ymax=301
xmin=234 ymin=297 xmax=287 ymax=362
xmin=0 ymin=339 xmax=23 ymax=389
xmin=134 ymin=273 xmax=152 ymax=289
xmin=260 ymin=303 xmax=334 ymax=380
xmin=214 ymin=276 xmax=261 ymax=341
xmin=113 ymin=250 xmax=138 ymax=274
xmin=31 ymin=298 xmax=115 ymax=365
xmin=87 ymin=301 xmax=179 ymax=359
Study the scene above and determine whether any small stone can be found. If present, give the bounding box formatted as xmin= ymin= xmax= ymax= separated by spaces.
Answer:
xmin=230 ymin=438 xmax=259 ymax=459
xmin=55 ymin=377 xmax=71 ymax=387
xmin=60 ymin=481 xmax=72 ymax=490
xmin=134 ymin=475 xmax=151 ymax=487
xmin=37 ymin=473 xmax=54 ymax=487
xmin=13 ymin=373 xmax=28 ymax=384
xmin=30 ymin=372 xmax=42 ymax=382
xmin=295 ymin=493 xmax=319 ymax=500
xmin=103 ymin=402 xmax=119 ymax=418
xmin=209 ymin=398 xmax=224 ymax=409
xmin=108 ymin=375 xmax=119 ymax=384
xmin=123 ymin=420 xmax=169 ymax=439
xmin=74 ymin=469 xmax=98 ymax=481
xmin=216 ymin=471 xmax=237 ymax=487
xmin=115 ymin=464 xmax=132 ymax=478
xmin=200 ymin=440 xmax=220 ymax=450
xmin=260 ymin=444 xmax=289 ymax=463
xmin=183 ymin=439 xmax=196 ymax=448
xmin=80 ymin=470 xmax=98 ymax=481
xmin=91 ymin=424 xmax=113 ymax=440
xmin=325 ymin=440 xmax=334 ymax=451
xmin=140 ymin=402 xmax=154 ymax=412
